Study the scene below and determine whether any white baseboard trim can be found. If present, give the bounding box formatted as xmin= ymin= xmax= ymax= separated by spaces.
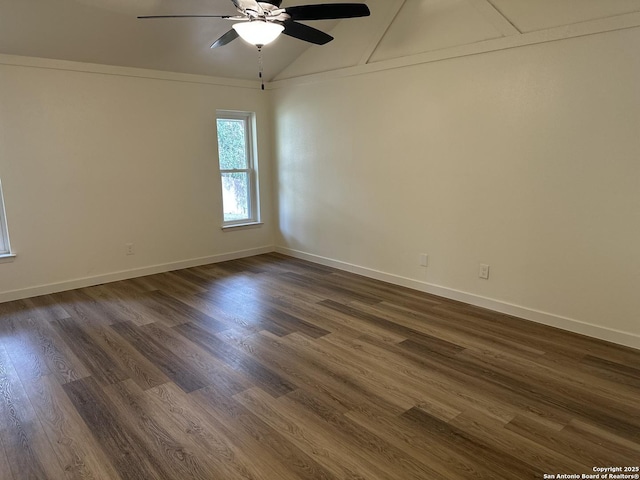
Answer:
xmin=0 ymin=245 xmax=275 ymax=304
xmin=276 ymin=247 xmax=640 ymax=351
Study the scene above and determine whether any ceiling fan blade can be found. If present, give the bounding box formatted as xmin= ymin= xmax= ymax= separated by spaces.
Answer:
xmin=138 ymin=15 xmax=232 ymax=19
xmin=210 ymin=28 xmax=240 ymax=48
xmin=282 ymin=20 xmax=333 ymax=45
xmin=284 ymin=3 xmax=370 ymax=21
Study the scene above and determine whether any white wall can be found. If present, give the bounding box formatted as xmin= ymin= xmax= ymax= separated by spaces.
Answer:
xmin=0 ymin=58 xmax=274 ymax=300
xmin=272 ymin=28 xmax=640 ymax=348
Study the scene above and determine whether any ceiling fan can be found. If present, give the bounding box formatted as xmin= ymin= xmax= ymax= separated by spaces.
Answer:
xmin=138 ymin=1 xmax=371 ymax=49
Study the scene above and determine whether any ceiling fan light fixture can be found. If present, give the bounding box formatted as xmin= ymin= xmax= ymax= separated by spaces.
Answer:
xmin=232 ymin=20 xmax=284 ymax=46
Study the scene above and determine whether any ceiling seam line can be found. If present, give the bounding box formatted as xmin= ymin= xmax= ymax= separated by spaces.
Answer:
xmin=358 ymin=0 xmax=407 ymax=66
xmin=484 ymin=0 xmax=522 ymax=34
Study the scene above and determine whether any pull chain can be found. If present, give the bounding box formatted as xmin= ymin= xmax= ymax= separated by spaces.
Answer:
xmin=257 ymin=46 xmax=264 ymax=91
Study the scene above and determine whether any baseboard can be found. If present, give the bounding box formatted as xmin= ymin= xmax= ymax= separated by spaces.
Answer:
xmin=276 ymin=247 xmax=640 ymax=351
xmin=0 ymin=245 xmax=275 ymax=304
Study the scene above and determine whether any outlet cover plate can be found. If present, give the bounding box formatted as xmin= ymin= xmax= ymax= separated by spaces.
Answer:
xmin=479 ymin=263 xmax=490 ymax=279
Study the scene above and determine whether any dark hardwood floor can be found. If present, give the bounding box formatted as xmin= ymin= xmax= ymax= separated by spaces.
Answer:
xmin=0 ymin=252 xmax=638 ymax=479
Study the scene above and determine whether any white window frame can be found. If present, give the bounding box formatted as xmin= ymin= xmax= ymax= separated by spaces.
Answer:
xmin=216 ymin=110 xmax=260 ymax=228
xmin=0 ymin=179 xmax=12 ymax=256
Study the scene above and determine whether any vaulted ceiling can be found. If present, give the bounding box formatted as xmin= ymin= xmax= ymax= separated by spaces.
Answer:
xmin=0 ymin=0 xmax=639 ymax=82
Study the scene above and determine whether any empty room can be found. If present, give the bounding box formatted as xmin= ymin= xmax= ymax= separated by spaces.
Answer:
xmin=0 ymin=0 xmax=639 ymax=479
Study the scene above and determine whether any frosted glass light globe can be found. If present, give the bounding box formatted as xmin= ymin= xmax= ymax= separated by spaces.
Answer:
xmin=233 ymin=21 xmax=284 ymax=46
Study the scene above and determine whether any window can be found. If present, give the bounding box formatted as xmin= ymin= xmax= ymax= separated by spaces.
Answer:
xmin=216 ymin=111 xmax=260 ymax=226
xmin=0 ymin=179 xmax=11 ymax=255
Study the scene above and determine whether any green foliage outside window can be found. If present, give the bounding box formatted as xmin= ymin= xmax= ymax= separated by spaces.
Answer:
xmin=217 ymin=118 xmax=251 ymax=222
xmin=217 ymin=119 xmax=247 ymax=170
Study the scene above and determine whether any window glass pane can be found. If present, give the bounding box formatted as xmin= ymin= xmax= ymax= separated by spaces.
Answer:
xmin=0 ymin=180 xmax=8 ymax=254
xmin=221 ymin=172 xmax=250 ymax=222
xmin=0 ymin=226 xmax=6 ymax=254
xmin=217 ymin=119 xmax=247 ymax=170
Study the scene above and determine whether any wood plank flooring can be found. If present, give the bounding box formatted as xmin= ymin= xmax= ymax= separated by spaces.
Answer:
xmin=0 ymin=252 xmax=638 ymax=479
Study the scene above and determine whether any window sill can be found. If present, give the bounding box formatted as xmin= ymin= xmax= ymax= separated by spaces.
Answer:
xmin=0 ymin=253 xmax=16 ymax=263
xmin=221 ymin=222 xmax=263 ymax=231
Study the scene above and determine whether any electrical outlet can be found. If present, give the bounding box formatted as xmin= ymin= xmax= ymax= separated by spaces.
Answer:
xmin=125 ymin=243 xmax=135 ymax=256
xmin=479 ymin=263 xmax=490 ymax=280
xmin=419 ymin=253 xmax=429 ymax=267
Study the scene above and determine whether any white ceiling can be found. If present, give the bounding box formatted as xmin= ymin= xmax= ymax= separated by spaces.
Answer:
xmin=1 ymin=0 xmax=639 ymax=82
xmin=490 ymin=0 xmax=640 ymax=32
xmin=0 ymin=0 xmax=340 ymax=80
